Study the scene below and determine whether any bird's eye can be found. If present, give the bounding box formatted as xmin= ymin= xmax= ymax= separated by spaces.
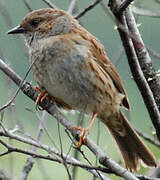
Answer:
xmin=30 ymin=19 xmax=41 ymax=27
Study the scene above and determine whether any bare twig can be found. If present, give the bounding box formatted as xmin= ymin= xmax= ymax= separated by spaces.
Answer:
xmin=100 ymin=1 xmax=116 ymax=25
xmin=20 ymin=111 xmax=48 ymax=180
xmin=125 ymin=7 xmax=160 ymax=140
xmin=135 ymin=128 xmax=160 ymax=148
xmin=137 ymin=175 xmax=160 ymax=180
xmin=74 ymin=0 xmax=102 ymax=19
xmin=36 ymin=159 xmax=51 ymax=180
xmin=101 ymin=1 xmax=142 ymax=42
xmin=0 ymin=168 xmax=15 ymax=180
xmin=0 ymin=129 xmax=109 ymax=180
xmin=0 ymin=56 xmax=36 ymax=112
xmin=0 ymin=1 xmax=12 ymax=26
xmin=23 ymin=0 xmax=33 ymax=12
xmin=147 ymin=48 xmax=160 ymax=60
xmin=132 ymin=6 xmax=160 ymax=18
xmin=113 ymin=48 xmax=124 ymax=66
xmin=68 ymin=0 xmax=78 ymax=14
xmin=0 ymin=1 xmax=27 ymax=56
xmin=108 ymin=0 xmax=160 ymax=140
xmin=117 ymin=0 xmax=134 ymax=14
xmin=57 ymin=121 xmax=73 ymax=180
xmin=41 ymin=0 xmax=57 ymax=9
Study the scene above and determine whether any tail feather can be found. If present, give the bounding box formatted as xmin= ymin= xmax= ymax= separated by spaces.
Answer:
xmin=103 ymin=111 xmax=157 ymax=171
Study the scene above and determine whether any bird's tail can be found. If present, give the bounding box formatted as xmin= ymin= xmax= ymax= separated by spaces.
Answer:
xmin=102 ymin=111 xmax=157 ymax=171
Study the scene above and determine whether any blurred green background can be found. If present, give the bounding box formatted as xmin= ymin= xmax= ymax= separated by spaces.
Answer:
xmin=0 ymin=0 xmax=160 ymax=179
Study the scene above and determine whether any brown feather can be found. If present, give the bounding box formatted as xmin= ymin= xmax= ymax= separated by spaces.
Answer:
xmin=73 ymin=26 xmax=130 ymax=109
xmin=104 ymin=111 xmax=157 ymax=171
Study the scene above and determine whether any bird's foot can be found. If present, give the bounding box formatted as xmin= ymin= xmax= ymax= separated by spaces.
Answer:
xmin=72 ymin=112 xmax=98 ymax=147
xmin=34 ymin=87 xmax=52 ymax=110
xmin=72 ymin=126 xmax=90 ymax=147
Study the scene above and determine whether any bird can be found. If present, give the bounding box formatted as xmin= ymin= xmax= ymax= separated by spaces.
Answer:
xmin=8 ymin=8 xmax=157 ymax=171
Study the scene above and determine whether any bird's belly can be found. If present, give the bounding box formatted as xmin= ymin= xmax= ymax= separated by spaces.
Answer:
xmin=45 ymin=65 xmax=99 ymax=113
xmin=32 ymin=59 xmax=102 ymax=113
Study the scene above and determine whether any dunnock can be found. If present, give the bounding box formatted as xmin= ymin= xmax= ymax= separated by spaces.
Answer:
xmin=8 ymin=8 xmax=157 ymax=171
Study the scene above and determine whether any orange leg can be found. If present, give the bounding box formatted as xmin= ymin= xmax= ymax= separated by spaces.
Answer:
xmin=73 ymin=112 xmax=98 ymax=147
xmin=34 ymin=87 xmax=52 ymax=108
xmin=34 ymin=87 xmax=45 ymax=105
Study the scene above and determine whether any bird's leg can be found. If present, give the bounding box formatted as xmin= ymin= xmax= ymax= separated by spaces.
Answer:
xmin=73 ymin=112 xmax=98 ymax=147
xmin=34 ymin=87 xmax=53 ymax=109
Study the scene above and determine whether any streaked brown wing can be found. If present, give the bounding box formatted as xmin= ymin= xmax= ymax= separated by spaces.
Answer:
xmin=88 ymin=37 xmax=130 ymax=109
xmin=72 ymin=28 xmax=130 ymax=109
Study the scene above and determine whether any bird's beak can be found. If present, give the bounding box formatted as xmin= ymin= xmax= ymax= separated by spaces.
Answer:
xmin=7 ymin=25 xmax=26 ymax=34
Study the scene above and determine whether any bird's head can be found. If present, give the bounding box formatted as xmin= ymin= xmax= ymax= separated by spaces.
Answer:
xmin=8 ymin=8 xmax=75 ymax=46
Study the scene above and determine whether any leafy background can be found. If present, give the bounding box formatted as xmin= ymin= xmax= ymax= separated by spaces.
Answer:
xmin=0 ymin=0 xmax=160 ymax=179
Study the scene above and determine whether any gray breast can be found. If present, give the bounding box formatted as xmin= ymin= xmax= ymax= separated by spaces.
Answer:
xmin=30 ymin=38 xmax=101 ymax=113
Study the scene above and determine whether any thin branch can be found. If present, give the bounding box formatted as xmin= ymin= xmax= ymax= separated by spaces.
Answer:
xmin=132 ymin=6 xmax=160 ymax=18
xmin=57 ymin=121 xmax=73 ymax=180
xmin=0 ymin=1 xmax=12 ymax=27
xmin=117 ymin=0 xmax=134 ymax=14
xmin=74 ymin=0 xmax=102 ymax=19
xmin=41 ymin=0 xmax=57 ymax=9
xmin=68 ymin=0 xmax=78 ymax=14
xmin=125 ymin=7 xmax=160 ymax=140
xmin=20 ymin=111 xmax=48 ymax=180
xmin=101 ymin=1 xmax=142 ymax=42
xmin=137 ymin=175 xmax=160 ymax=180
xmin=23 ymin=0 xmax=33 ymax=12
xmin=135 ymin=128 xmax=160 ymax=148
xmin=100 ymin=1 xmax=113 ymax=18
xmin=36 ymin=159 xmax=51 ymax=180
xmin=0 ymin=168 xmax=15 ymax=180
xmin=0 ymin=1 xmax=27 ymax=56
xmin=113 ymin=48 xmax=124 ymax=66
xmin=62 ymin=157 xmax=73 ymax=180
xmin=0 ymin=57 xmax=36 ymax=112
xmin=108 ymin=0 xmax=160 ymax=141
xmin=0 ymin=130 xmax=109 ymax=180
xmin=147 ymin=48 xmax=160 ymax=60
xmin=2 ymin=133 xmax=156 ymax=180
